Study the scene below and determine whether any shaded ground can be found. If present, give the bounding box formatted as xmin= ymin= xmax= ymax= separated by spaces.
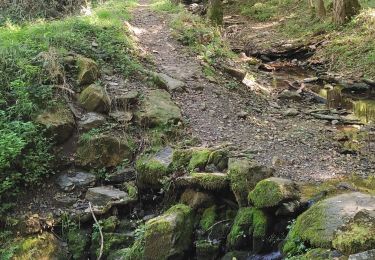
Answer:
xmin=130 ymin=0 xmax=374 ymax=182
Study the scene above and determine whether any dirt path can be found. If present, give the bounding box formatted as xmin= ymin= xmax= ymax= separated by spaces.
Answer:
xmin=130 ymin=0 xmax=373 ymax=182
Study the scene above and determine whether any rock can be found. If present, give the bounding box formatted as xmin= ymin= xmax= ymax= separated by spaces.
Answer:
xmin=77 ymin=56 xmax=99 ymax=86
xmin=278 ymin=90 xmax=302 ymax=101
xmin=223 ymin=65 xmax=246 ymax=80
xmin=137 ymin=89 xmax=182 ymax=127
xmin=157 ymin=73 xmax=186 ymax=92
xmin=142 ymin=204 xmax=194 ymax=259
xmin=248 ymin=177 xmax=300 ymax=208
xmin=85 ymin=186 xmax=137 ymax=207
xmin=275 ymin=200 xmax=303 ymax=216
xmin=227 ymin=207 xmax=268 ymax=252
xmin=221 ymin=251 xmax=251 ymax=260
xmin=56 ymin=171 xmax=96 ymax=192
xmin=79 ymin=84 xmax=111 ymax=113
xmin=180 ymin=189 xmax=214 ymax=209
xmin=237 ymin=111 xmax=248 ymax=119
xmin=35 ymin=104 xmax=75 ymax=144
xmin=349 ymin=249 xmax=375 ymax=260
xmin=79 ymin=112 xmax=106 ymax=131
xmin=333 ymin=209 xmax=375 ymax=255
xmin=283 ymin=108 xmax=299 ymax=116
xmin=228 ymin=158 xmax=274 ymax=206
xmin=199 ymin=206 xmax=217 ymax=232
xmin=283 ymin=192 xmax=375 ymax=256
xmin=105 ymin=167 xmax=136 ymax=184
xmin=188 ymin=148 xmax=212 ymax=171
xmin=76 ymin=133 xmax=134 ymax=168
xmin=113 ymin=90 xmax=139 ymax=109
xmin=288 ymin=248 xmax=336 ymax=260
xmin=109 ymin=111 xmax=133 ymax=123
xmin=196 ymin=240 xmax=220 ymax=260
xmin=18 ymin=214 xmax=42 ymax=234
xmin=12 ymin=232 xmax=67 ymax=259
xmin=91 ymin=232 xmax=134 ymax=259
xmin=206 ymin=149 xmax=229 ymax=172
xmin=136 ymin=147 xmax=173 ymax=188
xmin=176 ymin=172 xmax=229 ymax=191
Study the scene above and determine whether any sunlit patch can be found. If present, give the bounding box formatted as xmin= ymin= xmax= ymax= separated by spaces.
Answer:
xmin=125 ymin=21 xmax=147 ymax=36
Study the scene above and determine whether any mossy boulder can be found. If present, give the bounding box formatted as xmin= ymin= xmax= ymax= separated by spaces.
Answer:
xmin=35 ymin=104 xmax=75 ymax=144
xmin=332 ymin=209 xmax=375 ymax=255
xmin=143 ymin=204 xmax=194 ymax=260
xmin=91 ymin=232 xmax=134 ymax=259
xmin=76 ymin=133 xmax=134 ymax=168
xmin=79 ymin=84 xmax=111 ymax=113
xmin=199 ymin=206 xmax=217 ymax=231
xmin=228 ymin=158 xmax=274 ymax=206
xmin=67 ymin=228 xmax=90 ymax=259
xmin=206 ymin=149 xmax=229 ymax=172
xmin=248 ymin=177 xmax=300 ymax=208
xmin=77 ymin=56 xmax=99 ymax=86
xmin=137 ymin=89 xmax=182 ymax=127
xmin=180 ymin=188 xmax=214 ymax=209
xmin=136 ymin=146 xmax=173 ymax=188
xmin=172 ymin=148 xmax=193 ymax=170
xmin=283 ymin=192 xmax=375 ymax=256
xmin=195 ymin=240 xmax=220 ymax=260
xmin=288 ymin=248 xmax=335 ymax=260
xmin=188 ymin=148 xmax=212 ymax=171
xmin=176 ymin=172 xmax=229 ymax=191
xmin=13 ymin=232 xmax=67 ymax=259
xmin=227 ymin=207 xmax=268 ymax=252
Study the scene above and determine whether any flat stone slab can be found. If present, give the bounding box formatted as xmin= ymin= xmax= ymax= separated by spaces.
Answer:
xmin=157 ymin=73 xmax=185 ymax=92
xmin=79 ymin=112 xmax=106 ymax=131
xmin=56 ymin=171 xmax=96 ymax=192
xmin=153 ymin=146 xmax=173 ymax=166
xmin=85 ymin=186 xmax=135 ymax=207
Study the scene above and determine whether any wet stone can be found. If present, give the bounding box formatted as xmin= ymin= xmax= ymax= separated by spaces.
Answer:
xmin=56 ymin=171 xmax=97 ymax=192
xmin=85 ymin=186 xmax=136 ymax=207
xmin=79 ymin=112 xmax=106 ymax=131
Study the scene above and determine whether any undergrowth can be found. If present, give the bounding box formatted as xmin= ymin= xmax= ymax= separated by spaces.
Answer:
xmin=0 ymin=0 xmax=142 ymax=216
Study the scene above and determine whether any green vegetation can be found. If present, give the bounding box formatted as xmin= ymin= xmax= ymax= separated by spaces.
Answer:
xmin=227 ymin=207 xmax=253 ymax=249
xmin=188 ymin=148 xmax=212 ymax=171
xmin=151 ymin=0 xmax=184 ymax=13
xmin=200 ymin=206 xmax=217 ymax=231
xmin=248 ymin=179 xmax=284 ymax=208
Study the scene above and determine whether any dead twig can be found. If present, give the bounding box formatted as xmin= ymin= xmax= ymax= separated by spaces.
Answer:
xmin=89 ymin=202 xmax=104 ymax=260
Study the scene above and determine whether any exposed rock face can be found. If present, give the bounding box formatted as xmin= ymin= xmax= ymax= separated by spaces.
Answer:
xmin=136 ymin=146 xmax=173 ymax=188
xmin=78 ymin=112 xmax=106 ymax=131
xmin=137 ymin=89 xmax=182 ymax=127
xmin=349 ymin=249 xmax=375 ymax=260
xmin=85 ymin=186 xmax=137 ymax=207
xmin=143 ymin=204 xmax=194 ymax=260
xmin=283 ymin=192 xmax=375 ymax=256
xmin=76 ymin=134 xmax=134 ymax=168
xmin=12 ymin=232 xmax=67 ymax=259
xmin=180 ymin=188 xmax=214 ymax=209
xmin=77 ymin=56 xmax=99 ymax=86
xmin=248 ymin=177 xmax=300 ymax=208
xmin=228 ymin=158 xmax=274 ymax=206
xmin=113 ymin=90 xmax=139 ymax=109
xmin=35 ymin=104 xmax=75 ymax=144
xmin=56 ymin=171 xmax=96 ymax=191
xmin=79 ymin=84 xmax=111 ymax=113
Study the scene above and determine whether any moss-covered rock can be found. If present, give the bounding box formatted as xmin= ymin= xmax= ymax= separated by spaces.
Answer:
xmin=172 ymin=148 xmax=193 ymax=170
xmin=143 ymin=204 xmax=194 ymax=260
xmin=222 ymin=251 xmax=251 ymax=260
xmin=77 ymin=56 xmax=99 ymax=86
xmin=180 ymin=188 xmax=214 ymax=209
xmin=195 ymin=240 xmax=220 ymax=260
xmin=176 ymin=172 xmax=229 ymax=191
xmin=13 ymin=232 xmax=67 ymax=259
xmin=283 ymin=192 xmax=375 ymax=257
xmin=35 ymin=104 xmax=75 ymax=144
xmin=188 ymin=148 xmax=212 ymax=171
xmin=91 ymin=232 xmax=133 ymax=259
xmin=200 ymin=206 xmax=217 ymax=231
xmin=206 ymin=149 xmax=229 ymax=172
xmin=79 ymin=84 xmax=111 ymax=113
xmin=332 ymin=209 xmax=375 ymax=255
xmin=288 ymin=248 xmax=335 ymax=260
xmin=76 ymin=133 xmax=134 ymax=168
xmin=67 ymin=228 xmax=90 ymax=259
xmin=228 ymin=158 xmax=274 ymax=206
xmin=137 ymin=89 xmax=182 ymax=127
xmin=248 ymin=177 xmax=300 ymax=208
xmin=136 ymin=147 xmax=173 ymax=188
xmin=227 ymin=207 xmax=268 ymax=252
xmin=101 ymin=216 xmax=119 ymax=232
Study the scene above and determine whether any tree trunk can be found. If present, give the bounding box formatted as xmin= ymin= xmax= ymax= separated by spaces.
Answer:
xmin=333 ymin=0 xmax=361 ymax=24
xmin=208 ymin=0 xmax=223 ymax=25
xmin=315 ymin=0 xmax=326 ymax=19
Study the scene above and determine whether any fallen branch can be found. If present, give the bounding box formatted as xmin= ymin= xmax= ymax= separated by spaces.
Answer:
xmin=89 ymin=202 xmax=104 ymax=260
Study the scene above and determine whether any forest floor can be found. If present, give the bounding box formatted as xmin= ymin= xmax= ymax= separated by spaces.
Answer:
xmin=130 ymin=0 xmax=374 ymax=183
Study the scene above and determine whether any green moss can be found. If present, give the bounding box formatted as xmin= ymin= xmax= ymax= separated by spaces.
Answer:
xmin=227 ymin=207 xmax=253 ymax=249
xmin=188 ymin=149 xmax=212 ymax=171
xmin=101 ymin=216 xmax=119 ymax=232
xmin=200 ymin=206 xmax=217 ymax=231
xmin=195 ymin=240 xmax=220 ymax=259
xmin=92 ymin=232 xmax=132 ymax=258
xmin=332 ymin=218 xmax=375 ymax=254
xmin=125 ymin=181 xmax=138 ymax=200
xmin=288 ymin=248 xmax=334 ymax=260
xmin=124 ymin=238 xmax=144 ymax=260
xmin=67 ymin=229 xmax=89 ymax=260
xmin=135 ymin=154 xmax=170 ymax=187
xmin=207 ymin=149 xmax=229 ymax=171
xmin=248 ymin=179 xmax=283 ymax=208
xmin=165 ymin=203 xmax=192 ymax=215
xmin=189 ymin=172 xmax=229 ymax=190
xmin=251 ymin=208 xmax=267 ymax=238
xmin=172 ymin=149 xmax=193 ymax=169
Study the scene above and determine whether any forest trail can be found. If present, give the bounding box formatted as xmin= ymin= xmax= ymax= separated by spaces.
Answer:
xmin=129 ymin=0 xmax=372 ymax=182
